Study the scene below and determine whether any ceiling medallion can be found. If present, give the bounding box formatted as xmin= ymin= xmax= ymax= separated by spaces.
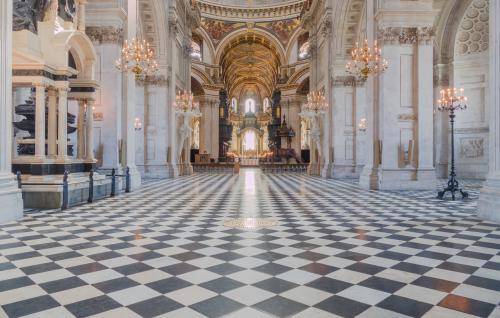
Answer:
xmin=223 ymin=218 xmax=279 ymax=229
xmin=346 ymin=39 xmax=388 ymax=79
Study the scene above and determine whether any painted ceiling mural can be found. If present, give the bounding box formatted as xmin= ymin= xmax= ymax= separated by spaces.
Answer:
xmin=201 ymin=18 xmax=245 ymax=46
xmin=256 ymin=19 xmax=301 ymax=47
xmin=201 ymin=17 xmax=301 ymax=48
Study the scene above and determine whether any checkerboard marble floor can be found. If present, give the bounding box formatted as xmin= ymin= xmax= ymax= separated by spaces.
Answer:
xmin=1 ymin=169 xmax=499 ymax=318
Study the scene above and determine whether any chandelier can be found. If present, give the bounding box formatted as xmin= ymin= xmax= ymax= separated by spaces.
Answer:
xmin=115 ymin=38 xmax=159 ymax=78
xmin=173 ymin=90 xmax=199 ymax=113
xmin=437 ymin=88 xmax=468 ymax=112
xmin=303 ymin=90 xmax=328 ymax=113
xmin=346 ymin=39 xmax=388 ymax=79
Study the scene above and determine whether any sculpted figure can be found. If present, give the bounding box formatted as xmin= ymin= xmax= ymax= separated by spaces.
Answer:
xmin=13 ymin=0 xmax=50 ymax=32
xmin=58 ymin=0 xmax=76 ymax=21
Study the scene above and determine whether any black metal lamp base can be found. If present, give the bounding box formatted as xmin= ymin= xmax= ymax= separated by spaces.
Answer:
xmin=437 ymin=176 xmax=469 ymax=200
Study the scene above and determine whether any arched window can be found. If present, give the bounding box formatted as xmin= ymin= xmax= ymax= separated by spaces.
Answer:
xmin=298 ymin=32 xmax=310 ymax=60
xmin=245 ymin=98 xmax=255 ymax=114
xmin=231 ymin=98 xmax=238 ymax=112
xmin=299 ymin=41 xmax=310 ymax=59
xmin=243 ymin=130 xmax=257 ymax=151
xmin=190 ymin=41 xmax=201 ymax=60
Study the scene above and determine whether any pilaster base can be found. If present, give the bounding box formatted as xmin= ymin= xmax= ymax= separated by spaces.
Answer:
xmin=0 ymin=173 xmax=23 ymax=224
xmin=178 ymin=163 xmax=194 ymax=176
xmin=321 ymin=163 xmax=333 ymax=179
xmin=436 ymin=163 xmax=448 ymax=179
xmin=127 ymin=166 xmax=142 ymax=191
xmin=359 ymin=166 xmax=380 ymax=190
xmin=378 ymin=168 xmax=437 ymax=190
xmin=478 ymin=173 xmax=500 ymax=223
xmin=138 ymin=164 xmax=178 ymax=179
xmin=332 ymin=164 xmax=358 ymax=179
xmin=19 ymin=173 xmax=111 ymax=209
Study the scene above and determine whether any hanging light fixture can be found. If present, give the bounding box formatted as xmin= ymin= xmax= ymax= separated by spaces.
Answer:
xmin=346 ymin=39 xmax=388 ymax=79
xmin=173 ymin=90 xmax=200 ymax=113
xmin=115 ymin=0 xmax=159 ymax=79
xmin=303 ymin=90 xmax=328 ymax=114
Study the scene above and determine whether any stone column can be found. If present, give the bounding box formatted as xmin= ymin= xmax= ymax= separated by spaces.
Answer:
xmin=85 ymin=100 xmax=95 ymax=161
xmin=478 ymin=0 xmax=500 ymax=222
xmin=76 ymin=0 xmax=87 ymax=32
xmin=47 ymin=89 xmax=57 ymax=157
xmin=434 ymin=64 xmax=451 ymax=178
xmin=359 ymin=0 xmax=380 ymax=189
xmin=417 ymin=29 xmax=437 ymax=185
xmin=77 ymin=100 xmax=86 ymax=159
xmin=124 ymin=0 xmax=141 ymax=188
xmin=34 ymin=83 xmax=46 ymax=158
xmin=368 ymin=0 xmax=435 ymax=190
xmin=0 ymin=0 xmax=23 ymax=223
xmin=57 ymin=87 xmax=68 ymax=158
xmin=355 ymin=82 xmax=367 ymax=172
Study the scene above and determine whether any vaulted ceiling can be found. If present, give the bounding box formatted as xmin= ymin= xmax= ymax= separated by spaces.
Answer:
xmin=219 ymin=32 xmax=281 ymax=99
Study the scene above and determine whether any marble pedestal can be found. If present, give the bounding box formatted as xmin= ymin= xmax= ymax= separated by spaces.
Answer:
xmin=478 ymin=173 xmax=500 ymax=223
xmin=20 ymin=173 xmax=112 ymax=209
xmin=0 ymin=173 xmax=23 ymax=223
xmin=138 ymin=164 xmax=178 ymax=179
xmin=127 ymin=166 xmax=142 ymax=191
xmin=378 ymin=168 xmax=437 ymax=190
xmin=332 ymin=164 xmax=359 ymax=179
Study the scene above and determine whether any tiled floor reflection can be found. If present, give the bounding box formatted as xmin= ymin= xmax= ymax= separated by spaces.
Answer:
xmin=0 ymin=170 xmax=499 ymax=317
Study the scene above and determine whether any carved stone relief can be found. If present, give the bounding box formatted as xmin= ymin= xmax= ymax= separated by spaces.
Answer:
xmin=460 ymin=137 xmax=485 ymax=158
xmin=86 ymin=27 xmax=124 ymax=44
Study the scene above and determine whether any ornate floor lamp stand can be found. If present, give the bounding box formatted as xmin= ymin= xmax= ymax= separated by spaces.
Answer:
xmin=437 ymin=88 xmax=469 ymax=200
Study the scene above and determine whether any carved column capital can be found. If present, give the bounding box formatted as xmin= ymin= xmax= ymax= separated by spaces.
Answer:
xmin=86 ymin=26 xmax=124 ymax=44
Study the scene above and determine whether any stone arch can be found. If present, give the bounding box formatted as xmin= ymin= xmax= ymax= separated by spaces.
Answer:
xmin=215 ymin=28 xmax=286 ymax=66
xmin=63 ymin=32 xmax=97 ymax=80
xmin=193 ymin=27 xmax=216 ymax=64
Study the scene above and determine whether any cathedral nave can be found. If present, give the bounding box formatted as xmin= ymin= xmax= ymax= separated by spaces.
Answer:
xmin=0 ymin=0 xmax=500 ymax=317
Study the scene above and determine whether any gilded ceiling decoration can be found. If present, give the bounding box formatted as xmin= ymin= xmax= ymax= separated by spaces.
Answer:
xmin=201 ymin=18 xmax=245 ymax=46
xmin=219 ymin=33 xmax=281 ymax=98
xmin=256 ymin=18 xmax=301 ymax=47
xmin=201 ymin=17 xmax=300 ymax=48
xmin=197 ymin=0 xmax=305 ymax=21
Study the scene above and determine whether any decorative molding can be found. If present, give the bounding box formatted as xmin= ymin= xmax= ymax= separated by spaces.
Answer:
xmin=398 ymin=114 xmax=417 ymax=121
xmin=137 ymin=75 xmax=169 ymax=87
xmin=13 ymin=69 xmax=68 ymax=81
xmin=93 ymin=112 xmax=103 ymax=121
xmin=85 ymin=26 xmax=123 ymax=44
xmin=417 ymin=27 xmax=435 ymax=45
xmin=332 ymin=75 xmax=365 ymax=87
xmin=378 ymin=27 xmax=435 ymax=45
xmin=197 ymin=0 xmax=305 ymax=22
xmin=460 ymin=137 xmax=485 ymax=158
